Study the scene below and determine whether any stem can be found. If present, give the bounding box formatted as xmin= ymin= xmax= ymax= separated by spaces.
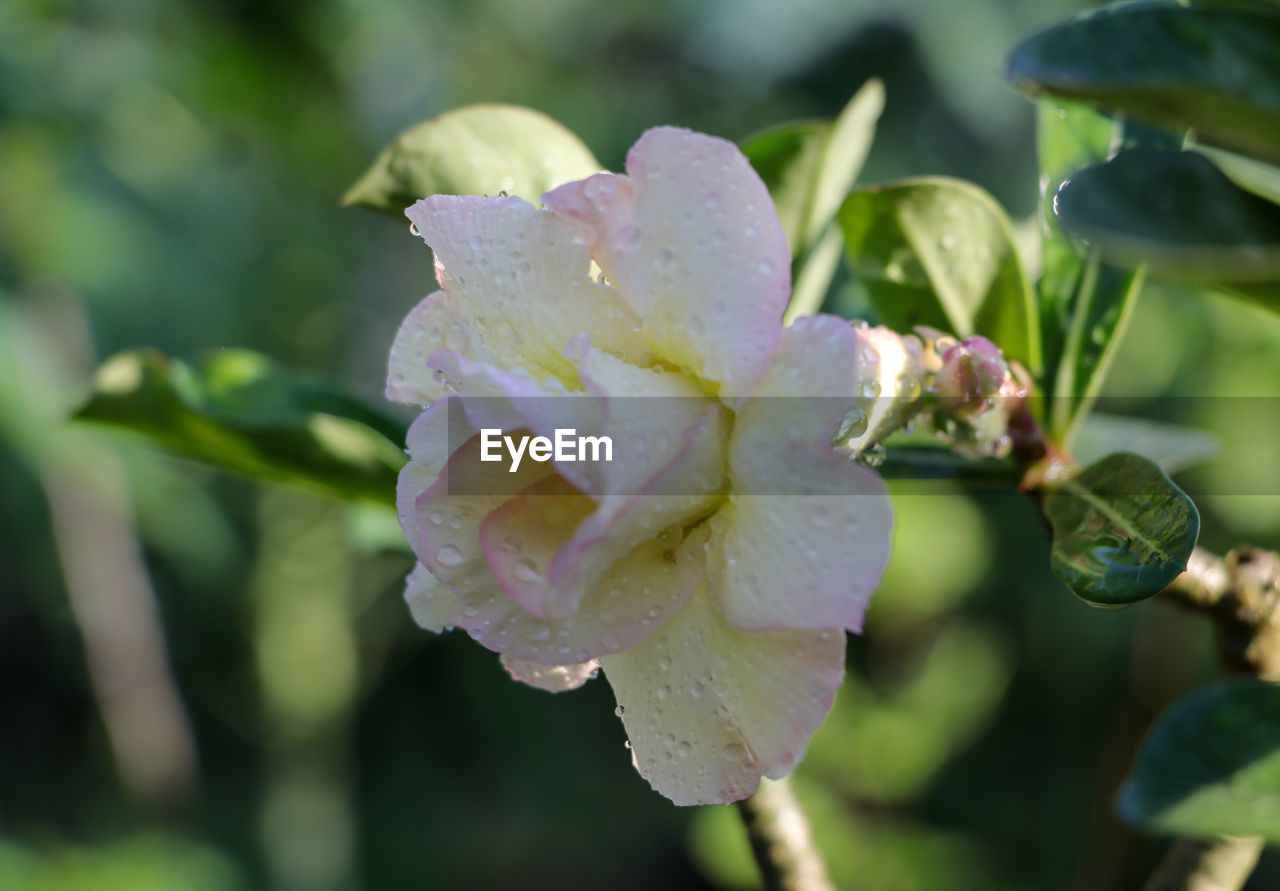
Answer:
xmin=736 ymin=776 xmax=834 ymax=891
xmin=1143 ymin=837 xmax=1266 ymax=891
xmin=1144 ymin=545 xmax=1280 ymax=890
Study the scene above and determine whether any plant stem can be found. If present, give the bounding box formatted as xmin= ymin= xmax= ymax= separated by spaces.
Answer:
xmin=1144 ymin=545 xmax=1280 ymax=891
xmin=1143 ymin=837 xmax=1266 ymax=891
xmin=736 ymin=776 xmax=834 ymax=891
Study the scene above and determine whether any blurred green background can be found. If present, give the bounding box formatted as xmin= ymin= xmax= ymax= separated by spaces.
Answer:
xmin=3 ymin=0 xmax=1280 ymax=888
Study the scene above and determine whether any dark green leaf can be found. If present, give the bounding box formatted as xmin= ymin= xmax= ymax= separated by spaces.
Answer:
xmin=1054 ymin=149 xmax=1280 ymax=283
xmin=1006 ymin=3 xmax=1280 ymax=167
xmin=1072 ymin=414 xmax=1217 ymax=474
xmin=1044 ymin=452 xmax=1199 ymax=606
xmin=343 ymin=104 xmax=601 ymax=218
xmin=743 ymin=79 xmax=884 ymax=321
xmin=838 ymin=178 xmax=1042 ymax=375
xmin=1118 ymin=677 xmax=1280 ymax=842
xmin=1036 ymin=99 xmax=1146 ymax=446
xmin=75 ymin=349 xmax=406 ymax=504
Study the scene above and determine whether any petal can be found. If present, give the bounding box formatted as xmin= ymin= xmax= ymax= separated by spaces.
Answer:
xmin=845 ymin=325 xmax=925 ymax=456
xmin=404 ymin=561 xmax=459 ymax=633
xmin=396 ymin=398 xmax=476 ymax=567
xmin=730 ymin=314 xmax=876 ymax=491
xmin=478 ymin=474 xmax=598 ymax=618
xmin=712 ymin=315 xmax=894 ymax=632
xmin=543 ymin=128 xmax=790 ymax=399
xmin=599 ymin=587 xmax=845 ymax=806
xmin=407 ymin=430 xmax=554 ymax=582
xmin=450 ymin=522 xmax=711 ymax=664
xmin=544 ymin=403 xmax=728 ymax=619
xmin=707 ymin=474 xmax=890 ymax=633
xmin=386 ymin=290 xmax=500 ymax=406
xmin=501 ymin=655 xmax=599 ymax=692
xmin=406 ymin=194 xmax=649 ymax=385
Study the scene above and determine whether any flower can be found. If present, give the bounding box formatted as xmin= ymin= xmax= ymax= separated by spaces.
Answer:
xmin=387 ymin=127 xmax=912 ymax=805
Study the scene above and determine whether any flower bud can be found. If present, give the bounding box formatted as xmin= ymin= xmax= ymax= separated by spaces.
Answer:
xmin=934 ymin=335 xmax=1012 ymax=421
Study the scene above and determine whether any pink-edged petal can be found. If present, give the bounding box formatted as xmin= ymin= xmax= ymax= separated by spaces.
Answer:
xmin=396 ymin=398 xmax=476 ymax=566
xmin=711 ymin=315 xmax=894 ymax=632
xmin=404 ymin=561 xmax=459 ymax=633
xmin=386 ymin=290 xmax=501 ymax=406
xmin=479 ymin=474 xmax=597 ymax=618
xmin=450 ymin=522 xmax=710 ymax=664
xmin=427 ymin=348 xmax=606 ymax=497
xmin=543 ymin=404 xmax=728 ymax=618
xmin=501 ymin=655 xmax=599 ymax=692
xmin=730 ymin=314 xmax=875 ymax=490
xmin=408 ymin=430 xmax=553 ymax=583
xmin=599 ymin=587 xmax=846 ymax=806
xmin=845 ymin=325 xmax=925 ymax=456
xmin=543 ymin=128 xmax=790 ymax=398
xmin=567 ymin=339 xmax=718 ymax=497
xmin=406 ymin=195 xmax=648 ymax=384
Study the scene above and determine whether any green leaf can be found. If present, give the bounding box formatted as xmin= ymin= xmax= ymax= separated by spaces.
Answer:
xmin=343 ymin=104 xmax=601 ymax=218
xmin=838 ymin=178 xmax=1042 ymax=375
xmin=1072 ymin=414 xmax=1217 ymax=474
xmin=1195 ymin=142 xmax=1280 ymax=206
xmin=1118 ymin=677 xmax=1280 ymax=842
xmin=75 ymin=349 xmax=406 ymax=504
xmin=1006 ymin=3 xmax=1280 ymax=167
xmin=1053 ymin=148 xmax=1280 ymax=284
xmin=1044 ymin=452 xmax=1199 ymax=606
xmin=1036 ymin=99 xmax=1145 ymax=446
xmin=742 ymin=79 xmax=885 ymax=322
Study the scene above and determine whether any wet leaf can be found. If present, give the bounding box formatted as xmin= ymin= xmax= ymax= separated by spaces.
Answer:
xmin=1006 ymin=4 xmax=1280 ymax=167
xmin=1118 ymin=677 xmax=1280 ymax=843
xmin=1053 ymin=149 xmax=1280 ymax=285
xmin=343 ymin=104 xmax=601 ymax=218
xmin=743 ymin=79 xmax=884 ymax=321
xmin=838 ymin=178 xmax=1041 ymax=375
xmin=1035 ymin=99 xmax=1145 ymax=445
xmin=1044 ymin=452 xmax=1199 ymax=606
xmin=75 ymin=349 xmax=405 ymax=504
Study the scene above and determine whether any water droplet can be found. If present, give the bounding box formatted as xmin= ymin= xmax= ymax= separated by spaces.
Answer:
xmin=757 ymin=259 xmax=773 ymax=275
xmin=448 ymin=517 xmax=462 ymax=530
xmin=677 ymin=740 xmax=692 ymax=756
xmin=500 ymin=536 xmax=521 ymax=554
xmin=524 ymin=622 xmax=551 ymax=641
xmin=656 ymin=685 xmax=670 ymax=701
xmin=615 ymin=705 xmax=626 ymax=717
xmin=435 ymin=545 xmax=463 ymax=567
xmin=513 ymin=557 xmax=542 ymax=584
xmin=690 ymin=681 xmax=704 ymax=698
xmin=648 ymin=606 xmax=663 ymax=620
xmin=428 ymin=511 xmax=444 ymax=526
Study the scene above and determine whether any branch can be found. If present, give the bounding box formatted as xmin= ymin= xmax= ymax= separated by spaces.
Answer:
xmin=736 ymin=776 xmax=834 ymax=891
xmin=1143 ymin=545 xmax=1280 ymax=891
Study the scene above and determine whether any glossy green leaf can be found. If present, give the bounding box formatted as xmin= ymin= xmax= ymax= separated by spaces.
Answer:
xmin=75 ymin=349 xmax=405 ymax=504
xmin=1072 ymin=414 xmax=1217 ymax=474
xmin=838 ymin=178 xmax=1042 ymax=375
xmin=743 ymin=79 xmax=884 ymax=322
xmin=1036 ymin=99 xmax=1145 ymax=446
xmin=1118 ymin=677 xmax=1280 ymax=843
xmin=1006 ymin=3 xmax=1280 ymax=167
xmin=1044 ymin=452 xmax=1199 ymax=606
xmin=343 ymin=104 xmax=601 ymax=218
xmin=1054 ymin=149 xmax=1280 ymax=283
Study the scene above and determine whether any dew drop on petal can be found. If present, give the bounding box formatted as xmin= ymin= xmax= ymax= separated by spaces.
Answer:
xmin=435 ymin=545 xmax=462 ymax=567
xmin=524 ymin=622 xmax=551 ymax=642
